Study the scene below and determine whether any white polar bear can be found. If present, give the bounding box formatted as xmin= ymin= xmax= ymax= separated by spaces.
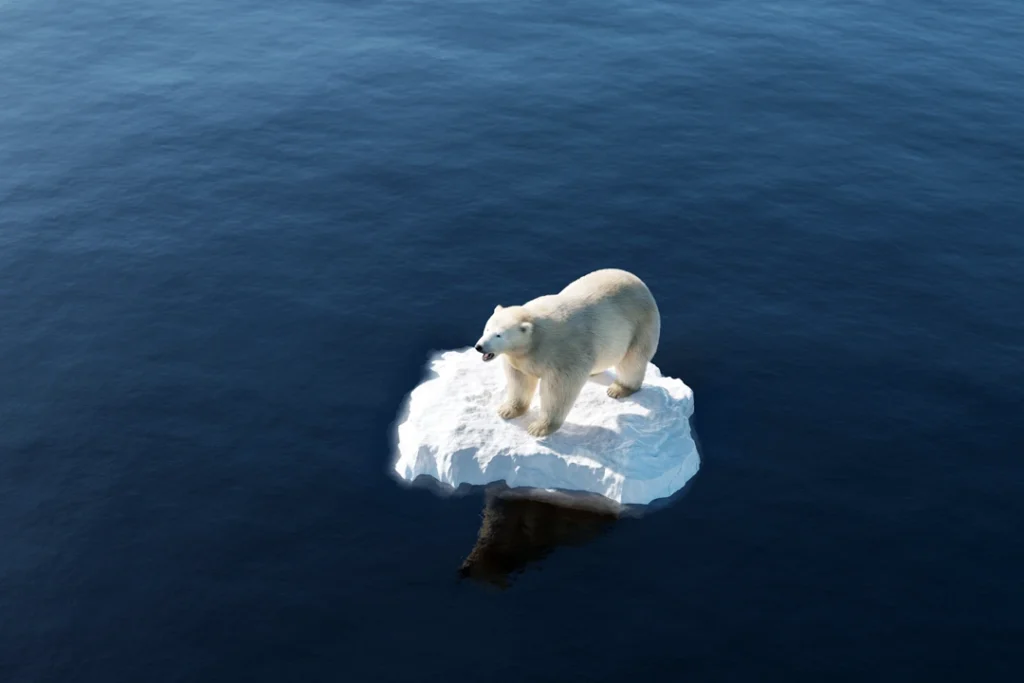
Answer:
xmin=474 ymin=268 xmax=661 ymax=437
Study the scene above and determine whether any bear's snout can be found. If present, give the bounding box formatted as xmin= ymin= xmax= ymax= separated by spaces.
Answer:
xmin=475 ymin=344 xmax=484 ymax=353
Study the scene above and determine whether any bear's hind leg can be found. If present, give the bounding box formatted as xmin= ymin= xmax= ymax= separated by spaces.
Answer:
xmin=609 ymin=324 xmax=658 ymax=399
xmin=528 ymin=370 xmax=587 ymax=437
xmin=498 ymin=359 xmax=537 ymax=420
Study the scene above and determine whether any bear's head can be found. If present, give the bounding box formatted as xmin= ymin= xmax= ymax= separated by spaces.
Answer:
xmin=474 ymin=305 xmax=533 ymax=362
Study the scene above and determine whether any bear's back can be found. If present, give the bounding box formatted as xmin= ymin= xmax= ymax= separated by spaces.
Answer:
xmin=524 ymin=269 xmax=658 ymax=374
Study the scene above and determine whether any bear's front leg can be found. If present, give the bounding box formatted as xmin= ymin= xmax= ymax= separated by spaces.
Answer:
xmin=528 ymin=370 xmax=587 ymax=437
xmin=497 ymin=358 xmax=538 ymax=420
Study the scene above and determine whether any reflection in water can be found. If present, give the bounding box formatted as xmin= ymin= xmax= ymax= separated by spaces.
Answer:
xmin=459 ymin=488 xmax=619 ymax=588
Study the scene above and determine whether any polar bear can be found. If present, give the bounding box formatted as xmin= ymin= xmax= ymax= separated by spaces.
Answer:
xmin=474 ymin=268 xmax=661 ymax=437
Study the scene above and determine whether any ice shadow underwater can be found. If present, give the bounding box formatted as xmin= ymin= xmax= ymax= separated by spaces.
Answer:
xmin=458 ymin=488 xmax=619 ymax=589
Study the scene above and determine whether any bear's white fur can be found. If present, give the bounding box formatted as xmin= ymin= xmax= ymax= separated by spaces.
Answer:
xmin=474 ymin=268 xmax=661 ymax=437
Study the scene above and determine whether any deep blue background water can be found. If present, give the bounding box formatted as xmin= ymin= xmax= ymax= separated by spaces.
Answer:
xmin=2 ymin=1 xmax=1023 ymax=681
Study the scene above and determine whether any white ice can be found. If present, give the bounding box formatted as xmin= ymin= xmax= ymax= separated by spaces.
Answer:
xmin=391 ymin=348 xmax=700 ymax=506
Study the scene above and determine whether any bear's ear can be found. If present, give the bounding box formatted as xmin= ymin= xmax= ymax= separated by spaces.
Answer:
xmin=519 ymin=321 xmax=533 ymax=334
xmin=494 ymin=305 xmax=503 ymax=313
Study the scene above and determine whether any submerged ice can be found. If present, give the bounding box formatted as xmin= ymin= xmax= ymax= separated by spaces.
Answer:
xmin=392 ymin=348 xmax=700 ymax=506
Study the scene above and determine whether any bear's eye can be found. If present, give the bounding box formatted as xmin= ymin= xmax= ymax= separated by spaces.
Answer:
xmin=496 ymin=334 xmax=502 ymax=338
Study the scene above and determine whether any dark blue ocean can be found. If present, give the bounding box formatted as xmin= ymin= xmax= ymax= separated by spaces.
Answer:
xmin=2 ymin=1 xmax=1022 ymax=681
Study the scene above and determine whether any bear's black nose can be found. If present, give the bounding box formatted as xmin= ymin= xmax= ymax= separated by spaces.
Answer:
xmin=475 ymin=344 xmax=483 ymax=353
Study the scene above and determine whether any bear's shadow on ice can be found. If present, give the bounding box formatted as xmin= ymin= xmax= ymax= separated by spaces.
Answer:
xmin=510 ymin=371 xmax=680 ymax=462
xmin=458 ymin=488 xmax=618 ymax=589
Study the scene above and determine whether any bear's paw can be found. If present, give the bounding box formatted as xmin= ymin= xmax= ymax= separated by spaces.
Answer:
xmin=497 ymin=401 xmax=528 ymax=420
